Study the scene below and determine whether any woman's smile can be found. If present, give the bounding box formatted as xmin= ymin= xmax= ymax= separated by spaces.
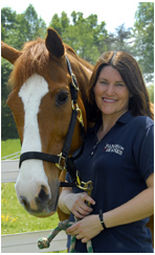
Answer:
xmin=102 ymin=97 xmax=117 ymax=103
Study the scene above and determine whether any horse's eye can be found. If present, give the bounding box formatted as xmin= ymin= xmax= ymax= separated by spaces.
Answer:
xmin=56 ymin=90 xmax=69 ymax=106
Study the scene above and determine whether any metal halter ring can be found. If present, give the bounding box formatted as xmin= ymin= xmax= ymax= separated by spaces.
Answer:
xmin=55 ymin=152 xmax=66 ymax=171
xmin=72 ymin=101 xmax=84 ymax=127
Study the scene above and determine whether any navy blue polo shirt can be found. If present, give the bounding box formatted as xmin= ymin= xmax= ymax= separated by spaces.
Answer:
xmin=66 ymin=111 xmax=154 ymax=252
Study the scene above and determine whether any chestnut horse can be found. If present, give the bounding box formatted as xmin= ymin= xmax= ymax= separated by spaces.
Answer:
xmin=2 ymin=28 xmax=153 ymax=243
xmin=2 ymin=28 xmax=93 ymax=219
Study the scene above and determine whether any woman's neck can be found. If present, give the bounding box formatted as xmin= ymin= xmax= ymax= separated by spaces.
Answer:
xmin=97 ymin=110 xmax=127 ymax=141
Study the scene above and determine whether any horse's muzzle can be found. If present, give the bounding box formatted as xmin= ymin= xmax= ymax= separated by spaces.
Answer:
xmin=17 ymin=180 xmax=60 ymax=217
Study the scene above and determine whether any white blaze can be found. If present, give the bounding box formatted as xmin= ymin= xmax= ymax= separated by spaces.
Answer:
xmin=15 ymin=74 xmax=50 ymax=202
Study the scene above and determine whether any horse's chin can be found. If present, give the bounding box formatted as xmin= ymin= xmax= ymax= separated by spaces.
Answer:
xmin=27 ymin=208 xmax=57 ymax=218
xmin=33 ymin=211 xmax=56 ymax=218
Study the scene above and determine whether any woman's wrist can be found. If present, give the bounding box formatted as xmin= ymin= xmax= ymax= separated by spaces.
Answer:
xmin=98 ymin=209 xmax=107 ymax=230
xmin=63 ymin=193 xmax=78 ymax=212
xmin=58 ymin=191 xmax=82 ymax=214
xmin=58 ymin=190 xmax=73 ymax=214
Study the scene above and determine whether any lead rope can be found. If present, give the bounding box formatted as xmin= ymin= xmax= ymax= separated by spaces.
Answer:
xmin=38 ymin=220 xmax=72 ymax=249
xmin=69 ymin=235 xmax=93 ymax=253
xmin=38 ymin=173 xmax=93 ymax=252
xmin=37 ymin=219 xmax=93 ymax=252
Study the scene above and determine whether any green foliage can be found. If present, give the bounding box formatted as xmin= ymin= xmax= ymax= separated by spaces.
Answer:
xmin=2 ymin=5 xmax=46 ymax=48
xmin=50 ymin=11 xmax=108 ymax=64
xmin=1 ymin=58 xmax=18 ymax=140
xmin=147 ymin=84 xmax=154 ymax=103
xmin=1 ymin=7 xmax=17 ymax=42
xmin=1 ymin=139 xmax=21 ymax=157
xmin=133 ymin=2 xmax=154 ymax=81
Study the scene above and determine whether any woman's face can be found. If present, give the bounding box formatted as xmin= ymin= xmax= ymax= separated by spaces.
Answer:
xmin=94 ymin=65 xmax=130 ymax=118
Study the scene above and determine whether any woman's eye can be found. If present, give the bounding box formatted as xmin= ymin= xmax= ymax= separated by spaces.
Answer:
xmin=116 ymin=83 xmax=125 ymax=87
xmin=55 ymin=90 xmax=69 ymax=106
xmin=100 ymin=81 xmax=108 ymax=85
xmin=99 ymin=80 xmax=107 ymax=85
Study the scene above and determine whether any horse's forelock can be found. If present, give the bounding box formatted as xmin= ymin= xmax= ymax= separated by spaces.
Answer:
xmin=9 ymin=39 xmax=50 ymax=88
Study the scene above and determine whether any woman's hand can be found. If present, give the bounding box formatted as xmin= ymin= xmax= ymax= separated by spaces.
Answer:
xmin=58 ymin=189 xmax=95 ymax=216
xmin=70 ymin=192 xmax=95 ymax=219
xmin=66 ymin=214 xmax=103 ymax=243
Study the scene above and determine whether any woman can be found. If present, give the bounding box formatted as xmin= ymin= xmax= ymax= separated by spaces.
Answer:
xmin=58 ymin=51 xmax=154 ymax=252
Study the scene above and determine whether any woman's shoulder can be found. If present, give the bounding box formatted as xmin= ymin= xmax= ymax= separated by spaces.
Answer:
xmin=131 ymin=115 xmax=154 ymax=130
xmin=118 ymin=112 xmax=153 ymax=138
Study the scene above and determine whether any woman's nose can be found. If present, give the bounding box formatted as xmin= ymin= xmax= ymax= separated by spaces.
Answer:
xmin=105 ymin=84 xmax=115 ymax=95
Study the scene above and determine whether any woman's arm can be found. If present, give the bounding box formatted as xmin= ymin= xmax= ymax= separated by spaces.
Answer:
xmin=67 ymin=173 xmax=154 ymax=243
xmin=104 ymin=173 xmax=154 ymax=228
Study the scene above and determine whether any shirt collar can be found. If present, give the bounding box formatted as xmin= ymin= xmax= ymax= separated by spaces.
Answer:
xmin=89 ymin=111 xmax=133 ymax=135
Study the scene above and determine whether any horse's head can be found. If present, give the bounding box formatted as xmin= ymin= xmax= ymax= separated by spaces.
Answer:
xmin=2 ymin=28 xmax=92 ymax=217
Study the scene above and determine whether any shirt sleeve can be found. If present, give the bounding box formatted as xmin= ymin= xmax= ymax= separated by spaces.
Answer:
xmin=133 ymin=123 xmax=154 ymax=181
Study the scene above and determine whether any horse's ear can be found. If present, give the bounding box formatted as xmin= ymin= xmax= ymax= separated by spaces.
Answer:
xmin=1 ymin=41 xmax=21 ymax=64
xmin=45 ymin=28 xmax=64 ymax=58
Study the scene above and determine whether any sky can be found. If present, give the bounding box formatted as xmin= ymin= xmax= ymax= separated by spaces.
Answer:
xmin=0 ymin=0 xmax=147 ymax=33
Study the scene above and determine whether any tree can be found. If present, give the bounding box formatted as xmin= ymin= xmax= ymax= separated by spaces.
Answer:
xmin=50 ymin=11 xmax=70 ymax=36
xmin=50 ymin=11 xmax=108 ymax=64
xmin=1 ymin=5 xmax=46 ymax=48
xmin=1 ymin=59 xmax=18 ymax=140
xmin=1 ymin=7 xmax=17 ymax=43
xmin=105 ymin=24 xmax=133 ymax=54
xmin=133 ymin=2 xmax=154 ymax=82
xmin=22 ymin=4 xmax=47 ymax=41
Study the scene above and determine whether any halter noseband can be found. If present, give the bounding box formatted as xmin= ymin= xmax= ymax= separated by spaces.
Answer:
xmin=19 ymin=56 xmax=84 ymax=181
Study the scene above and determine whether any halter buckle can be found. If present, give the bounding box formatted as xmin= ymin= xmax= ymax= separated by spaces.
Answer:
xmin=55 ymin=152 xmax=66 ymax=171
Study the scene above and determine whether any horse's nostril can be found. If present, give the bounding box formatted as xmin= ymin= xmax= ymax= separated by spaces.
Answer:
xmin=38 ymin=185 xmax=49 ymax=202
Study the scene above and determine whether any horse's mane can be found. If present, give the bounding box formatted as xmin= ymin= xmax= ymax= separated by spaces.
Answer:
xmin=9 ymin=38 xmax=93 ymax=89
xmin=65 ymin=44 xmax=93 ymax=70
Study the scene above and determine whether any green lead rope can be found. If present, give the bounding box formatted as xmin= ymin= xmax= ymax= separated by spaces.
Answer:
xmin=69 ymin=236 xmax=93 ymax=253
xmin=38 ymin=220 xmax=71 ymax=249
xmin=38 ymin=219 xmax=93 ymax=252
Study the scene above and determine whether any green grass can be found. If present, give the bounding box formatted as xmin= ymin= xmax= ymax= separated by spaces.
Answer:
xmin=1 ymin=183 xmax=59 ymax=235
xmin=1 ymin=138 xmax=21 ymax=157
xmin=1 ymin=139 xmax=59 ymax=235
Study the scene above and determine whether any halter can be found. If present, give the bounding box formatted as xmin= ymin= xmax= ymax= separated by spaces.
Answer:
xmin=19 ymin=55 xmax=84 ymax=185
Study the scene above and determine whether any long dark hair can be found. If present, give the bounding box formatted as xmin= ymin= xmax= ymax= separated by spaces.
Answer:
xmin=88 ymin=51 xmax=154 ymax=122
